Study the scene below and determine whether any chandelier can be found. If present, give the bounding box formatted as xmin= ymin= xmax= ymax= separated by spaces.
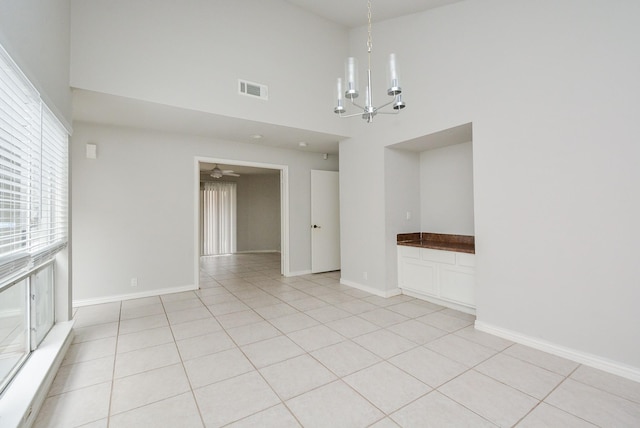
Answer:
xmin=334 ymin=0 xmax=406 ymax=123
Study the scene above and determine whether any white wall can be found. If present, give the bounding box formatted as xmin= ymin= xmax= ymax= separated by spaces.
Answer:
xmin=70 ymin=0 xmax=348 ymax=136
xmin=383 ymin=148 xmax=421 ymax=291
xmin=420 ymin=142 xmax=474 ymax=235
xmin=340 ymin=0 xmax=640 ymax=374
xmin=71 ymin=122 xmax=337 ymax=303
xmin=237 ymin=174 xmax=281 ymax=252
xmin=0 ymin=0 xmax=72 ymax=126
xmin=339 ymin=130 xmax=387 ymax=292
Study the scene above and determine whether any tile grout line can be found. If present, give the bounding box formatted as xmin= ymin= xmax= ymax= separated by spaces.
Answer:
xmin=104 ymin=300 xmax=123 ymax=428
xmin=509 ymin=364 xmax=584 ymax=427
xmin=61 ymin=253 xmax=639 ymax=427
xmin=161 ymin=292 xmax=209 ymax=428
xmin=204 ymin=263 xmax=398 ymax=424
xmin=194 ymin=279 xmax=306 ymax=427
xmin=70 ymin=289 xmax=461 ymax=425
xmin=106 ymin=299 xmax=190 ymax=424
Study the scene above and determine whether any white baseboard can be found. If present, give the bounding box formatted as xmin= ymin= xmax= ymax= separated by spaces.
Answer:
xmin=286 ymin=269 xmax=312 ymax=277
xmin=475 ymin=320 xmax=640 ymax=383
xmin=73 ymin=284 xmax=197 ymax=307
xmin=402 ymin=289 xmax=476 ymax=316
xmin=340 ymin=278 xmax=401 ymax=298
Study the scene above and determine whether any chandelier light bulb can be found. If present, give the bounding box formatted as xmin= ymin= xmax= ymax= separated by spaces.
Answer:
xmin=387 ymin=53 xmax=402 ymax=96
xmin=334 ymin=78 xmax=346 ymax=114
xmin=345 ymin=57 xmax=359 ymax=100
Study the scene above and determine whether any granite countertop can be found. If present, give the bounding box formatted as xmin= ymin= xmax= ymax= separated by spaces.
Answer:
xmin=397 ymin=232 xmax=475 ymax=254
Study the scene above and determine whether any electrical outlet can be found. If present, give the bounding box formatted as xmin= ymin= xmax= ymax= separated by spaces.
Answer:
xmin=363 ymin=271 xmax=368 ymax=280
xmin=406 ymin=211 xmax=411 ymax=220
xmin=131 ymin=277 xmax=138 ymax=287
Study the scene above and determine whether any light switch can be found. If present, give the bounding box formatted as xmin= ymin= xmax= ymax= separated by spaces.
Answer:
xmin=86 ymin=143 xmax=97 ymax=159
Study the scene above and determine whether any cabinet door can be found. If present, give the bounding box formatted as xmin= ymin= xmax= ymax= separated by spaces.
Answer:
xmin=400 ymin=258 xmax=438 ymax=296
xmin=439 ymin=266 xmax=475 ymax=307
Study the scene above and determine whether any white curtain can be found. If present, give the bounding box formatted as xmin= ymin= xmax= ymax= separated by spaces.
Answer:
xmin=201 ymin=181 xmax=237 ymax=255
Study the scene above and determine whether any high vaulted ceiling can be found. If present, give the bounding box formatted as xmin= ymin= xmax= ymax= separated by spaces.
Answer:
xmin=73 ymin=1 xmax=464 ymax=155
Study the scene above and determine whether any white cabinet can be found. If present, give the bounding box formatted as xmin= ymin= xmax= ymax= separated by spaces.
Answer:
xmin=398 ymin=245 xmax=475 ymax=314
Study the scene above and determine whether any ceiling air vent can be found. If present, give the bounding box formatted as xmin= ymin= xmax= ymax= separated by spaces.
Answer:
xmin=238 ymin=79 xmax=268 ymax=100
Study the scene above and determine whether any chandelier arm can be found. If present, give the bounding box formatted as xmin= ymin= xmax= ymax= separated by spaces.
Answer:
xmin=348 ymin=99 xmax=367 ymax=110
xmin=373 ymin=99 xmax=397 ymax=111
xmin=337 ymin=112 xmax=369 ymax=119
xmin=376 ymin=110 xmax=401 ymax=115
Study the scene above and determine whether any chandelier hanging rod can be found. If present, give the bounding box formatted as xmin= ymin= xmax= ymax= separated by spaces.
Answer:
xmin=334 ymin=0 xmax=406 ymax=123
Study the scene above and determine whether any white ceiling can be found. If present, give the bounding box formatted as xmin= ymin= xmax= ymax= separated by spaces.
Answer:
xmin=73 ymin=89 xmax=345 ymax=155
xmin=284 ymin=0 xmax=464 ymax=28
xmin=72 ymin=1 xmax=464 ymax=155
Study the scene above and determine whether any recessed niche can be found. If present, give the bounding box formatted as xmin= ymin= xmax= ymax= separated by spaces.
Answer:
xmin=387 ymin=123 xmax=474 ymax=235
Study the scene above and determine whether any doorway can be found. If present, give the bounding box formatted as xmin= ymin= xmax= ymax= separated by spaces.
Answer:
xmin=194 ymin=157 xmax=290 ymax=285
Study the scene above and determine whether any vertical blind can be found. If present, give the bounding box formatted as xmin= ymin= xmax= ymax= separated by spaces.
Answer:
xmin=0 ymin=44 xmax=69 ymax=285
xmin=201 ymin=181 xmax=237 ymax=255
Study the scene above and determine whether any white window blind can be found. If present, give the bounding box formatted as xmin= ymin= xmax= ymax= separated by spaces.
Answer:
xmin=201 ymin=181 xmax=237 ymax=255
xmin=0 ymin=45 xmax=69 ymax=285
xmin=33 ymin=104 xmax=68 ymax=266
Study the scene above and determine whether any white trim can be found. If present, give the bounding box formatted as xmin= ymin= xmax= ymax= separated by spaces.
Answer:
xmin=72 ymin=284 xmax=197 ymax=307
xmin=0 ymin=308 xmax=23 ymax=318
xmin=475 ymin=320 xmax=640 ymax=383
xmin=194 ymin=157 xmax=290 ymax=285
xmin=234 ymin=250 xmax=281 ymax=254
xmin=402 ymin=289 xmax=476 ymax=316
xmin=280 ymin=167 xmax=290 ymax=276
xmin=0 ymin=321 xmax=74 ymax=428
xmin=286 ymin=269 xmax=312 ymax=277
xmin=340 ymin=278 xmax=401 ymax=298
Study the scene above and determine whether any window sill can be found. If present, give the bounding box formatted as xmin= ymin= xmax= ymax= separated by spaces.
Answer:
xmin=0 ymin=320 xmax=74 ymax=428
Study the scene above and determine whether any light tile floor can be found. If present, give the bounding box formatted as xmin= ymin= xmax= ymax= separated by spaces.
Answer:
xmin=34 ymin=253 xmax=640 ymax=427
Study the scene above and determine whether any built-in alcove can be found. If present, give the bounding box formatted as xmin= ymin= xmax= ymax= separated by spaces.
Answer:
xmin=387 ymin=123 xmax=476 ymax=313
xmin=383 ymin=123 xmax=474 ymax=292
xmin=387 ymin=122 xmax=474 ymax=236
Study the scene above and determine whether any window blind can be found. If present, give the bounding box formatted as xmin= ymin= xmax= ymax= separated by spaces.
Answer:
xmin=34 ymin=104 xmax=68 ymax=260
xmin=0 ymin=45 xmax=69 ymax=286
xmin=201 ymin=181 xmax=237 ymax=255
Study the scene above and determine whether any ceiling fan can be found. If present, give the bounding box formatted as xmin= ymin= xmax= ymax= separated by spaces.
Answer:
xmin=208 ymin=164 xmax=240 ymax=178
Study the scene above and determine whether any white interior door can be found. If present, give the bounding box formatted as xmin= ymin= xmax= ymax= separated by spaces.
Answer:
xmin=311 ymin=170 xmax=340 ymax=273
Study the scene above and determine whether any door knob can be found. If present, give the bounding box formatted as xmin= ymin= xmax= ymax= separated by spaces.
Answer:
xmin=313 ymin=224 xmax=321 ymax=229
